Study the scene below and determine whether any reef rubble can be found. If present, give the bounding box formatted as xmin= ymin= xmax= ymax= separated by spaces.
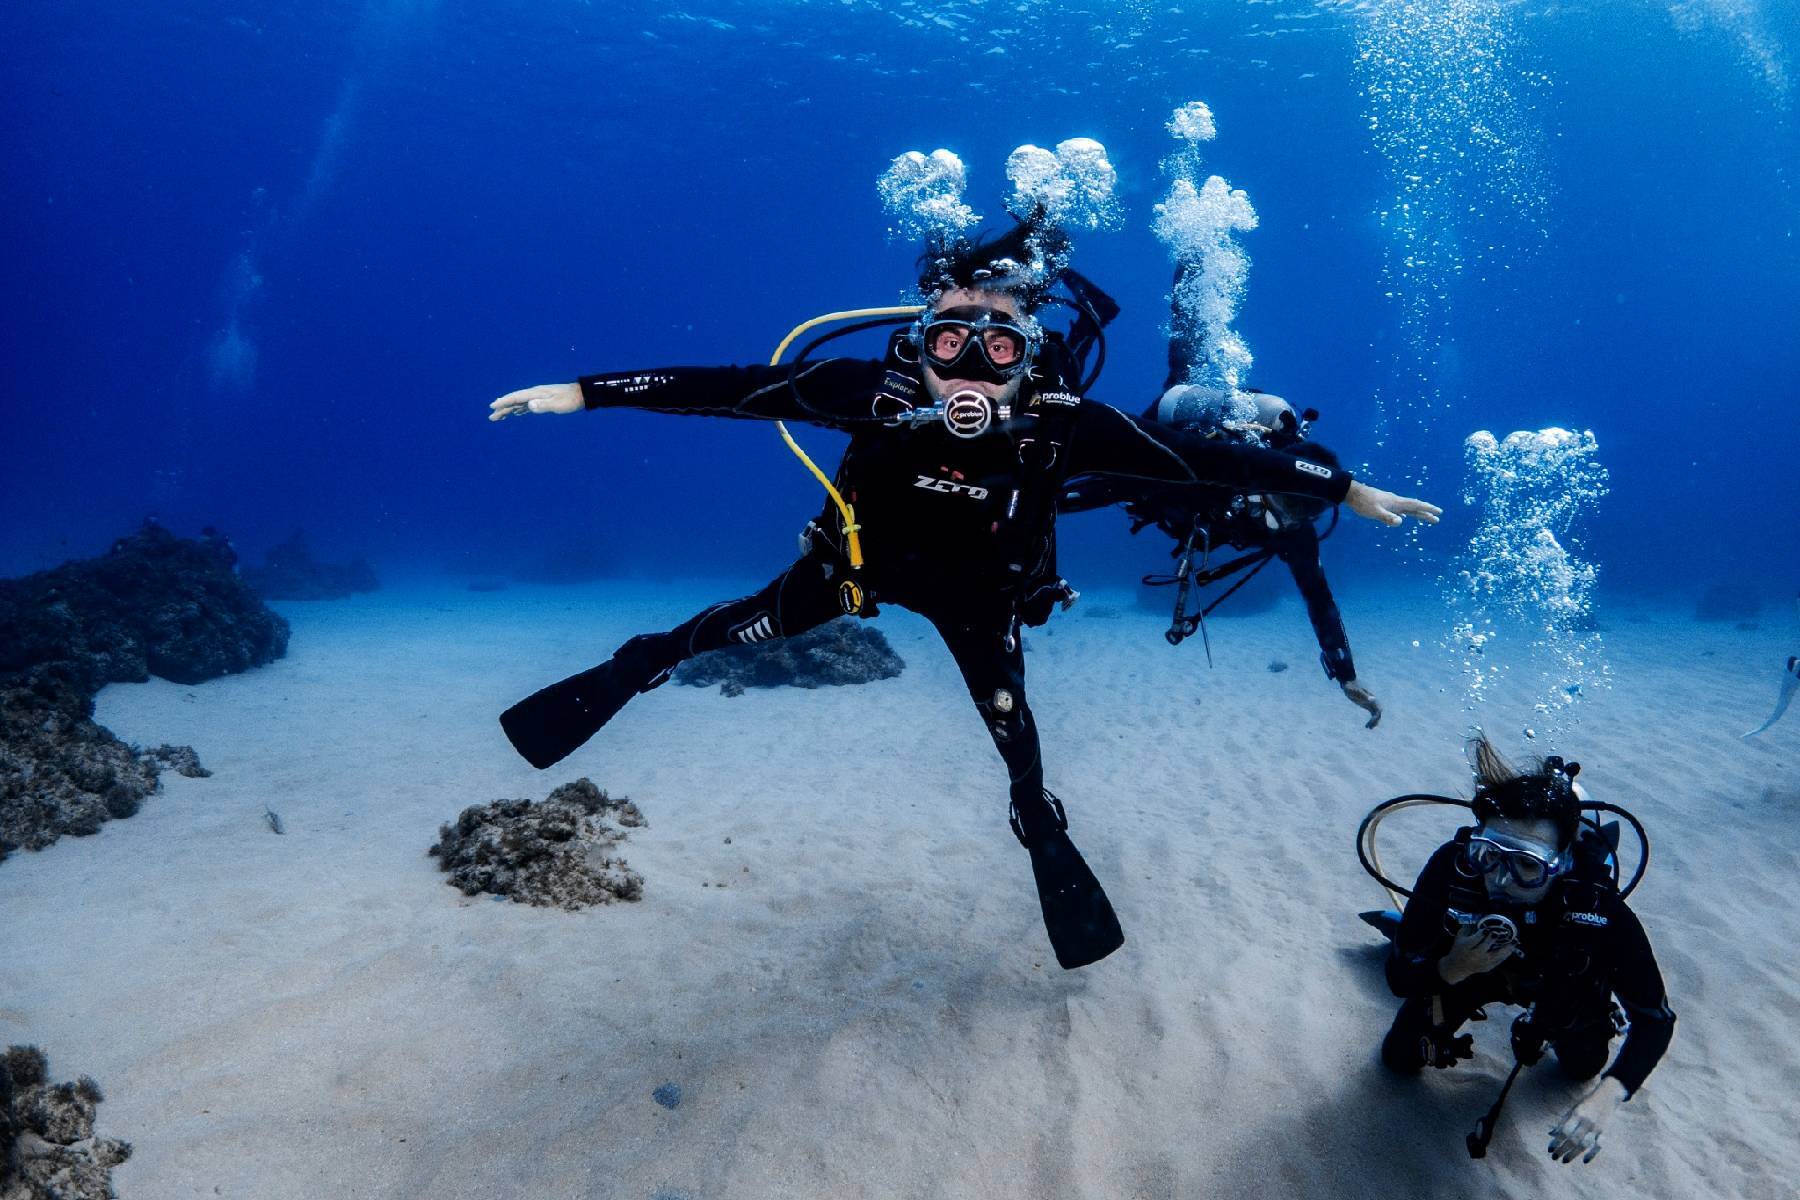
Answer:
xmin=430 ymin=778 xmax=647 ymax=910
xmin=0 ymin=522 xmax=280 ymax=862
xmin=1 ymin=1045 xmax=131 ymax=1200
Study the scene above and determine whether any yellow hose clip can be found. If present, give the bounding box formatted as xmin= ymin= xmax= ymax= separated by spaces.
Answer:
xmin=768 ymin=305 xmax=924 ymax=571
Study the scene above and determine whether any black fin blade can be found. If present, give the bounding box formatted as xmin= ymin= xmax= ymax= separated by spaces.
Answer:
xmin=1359 ymin=909 xmax=1403 ymax=940
xmin=1027 ymin=832 xmax=1125 ymax=969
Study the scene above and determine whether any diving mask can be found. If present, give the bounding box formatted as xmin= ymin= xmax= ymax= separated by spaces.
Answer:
xmin=917 ymin=305 xmax=1036 ymax=384
xmin=1457 ymin=830 xmax=1570 ymax=890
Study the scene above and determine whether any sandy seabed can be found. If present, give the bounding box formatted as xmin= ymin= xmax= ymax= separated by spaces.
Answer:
xmin=2 ymin=580 xmax=1795 ymax=1199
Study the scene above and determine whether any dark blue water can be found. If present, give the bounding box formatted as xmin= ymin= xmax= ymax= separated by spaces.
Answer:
xmin=6 ymin=0 xmax=1796 ymax=603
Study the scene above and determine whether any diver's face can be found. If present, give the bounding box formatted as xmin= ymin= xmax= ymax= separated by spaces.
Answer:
xmin=1476 ymin=815 xmax=1566 ymax=905
xmin=920 ymin=287 xmax=1028 ymax=406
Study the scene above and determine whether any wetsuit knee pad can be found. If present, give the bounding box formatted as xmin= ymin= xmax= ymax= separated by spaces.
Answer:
xmin=976 ymin=688 xmax=1028 ymax=745
xmin=1380 ymin=1022 xmax=1429 ymax=1075
xmin=1381 ymin=998 xmax=1471 ymax=1074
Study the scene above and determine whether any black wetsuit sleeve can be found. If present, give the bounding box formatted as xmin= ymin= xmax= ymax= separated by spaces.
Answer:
xmin=1065 ymin=403 xmax=1354 ymax=503
xmin=1275 ymin=521 xmax=1356 ymax=682
xmin=577 ymin=359 xmax=888 ymax=427
xmin=1601 ymin=901 xmax=1676 ymax=1096
xmin=1386 ymin=845 xmax=1459 ymax=997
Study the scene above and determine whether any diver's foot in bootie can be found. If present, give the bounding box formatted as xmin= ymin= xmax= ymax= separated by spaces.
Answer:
xmin=499 ymin=634 xmax=676 ymax=769
xmin=1012 ymin=792 xmax=1125 ymax=970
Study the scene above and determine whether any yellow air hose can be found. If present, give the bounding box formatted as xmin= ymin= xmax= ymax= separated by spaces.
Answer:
xmin=768 ymin=305 xmax=924 ymax=571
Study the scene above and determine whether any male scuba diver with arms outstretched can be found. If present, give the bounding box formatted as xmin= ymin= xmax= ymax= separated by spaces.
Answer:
xmin=489 ymin=219 xmax=1440 ymax=970
xmin=1365 ymin=736 xmax=1675 ymax=1162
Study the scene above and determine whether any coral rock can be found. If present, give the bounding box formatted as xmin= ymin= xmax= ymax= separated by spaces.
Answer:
xmin=0 ymin=521 xmax=288 ymax=692
xmin=0 ymin=667 xmax=207 ymax=863
xmin=429 ymin=778 xmax=646 ymax=910
xmin=1 ymin=1045 xmax=131 ymax=1200
xmin=672 ymin=619 xmax=904 ymax=694
xmin=0 ymin=522 xmax=258 ymax=863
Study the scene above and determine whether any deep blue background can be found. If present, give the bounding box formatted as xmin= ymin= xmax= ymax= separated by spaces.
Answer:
xmin=5 ymin=0 xmax=1796 ymax=604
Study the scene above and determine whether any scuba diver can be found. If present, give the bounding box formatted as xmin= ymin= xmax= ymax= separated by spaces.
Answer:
xmin=487 ymin=218 xmax=1441 ymax=970
xmin=1058 ymin=266 xmax=1380 ymax=726
xmin=1359 ymin=736 xmax=1675 ymax=1163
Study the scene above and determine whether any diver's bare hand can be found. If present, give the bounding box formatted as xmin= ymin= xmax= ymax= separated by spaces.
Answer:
xmin=1437 ymin=923 xmax=1518 ymax=985
xmin=1548 ymin=1077 xmax=1627 ymax=1164
xmin=1345 ymin=481 xmax=1442 ymax=527
xmin=1341 ymin=678 xmax=1383 ymax=728
xmin=489 ymin=383 xmax=583 ymax=421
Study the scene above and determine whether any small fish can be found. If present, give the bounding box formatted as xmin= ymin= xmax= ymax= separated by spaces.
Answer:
xmin=264 ymin=805 xmax=285 ymax=835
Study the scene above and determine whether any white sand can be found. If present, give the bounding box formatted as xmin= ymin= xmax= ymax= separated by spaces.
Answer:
xmin=2 ymin=581 xmax=1796 ymax=1198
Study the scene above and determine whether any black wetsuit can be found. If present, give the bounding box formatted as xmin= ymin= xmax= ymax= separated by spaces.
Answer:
xmin=1381 ymin=838 xmax=1676 ymax=1097
xmin=1060 ymin=456 xmax=1358 ymax=682
xmin=1061 ymin=266 xmax=1359 ymax=680
xmin=574 ymin=348 xmax=1352 ymax=843
xmin=1058 ymin=377 xmax=1359 ymax=683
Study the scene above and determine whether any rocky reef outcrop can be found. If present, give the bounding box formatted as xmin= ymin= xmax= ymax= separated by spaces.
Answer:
xmin=672 ymin=618 xmax=904 ymax=697
xmin=1 ymin=1045 xmax=131 ymax=1200
xmin=0 ymin=666 xmax=211 ymax=862
xmin=0 ymin=522 xmax=278 ymax=862
xmin=0 ymin=522 xmax=288 ymax=692
xmin=429 ymin=778 xmax=646 ymax=910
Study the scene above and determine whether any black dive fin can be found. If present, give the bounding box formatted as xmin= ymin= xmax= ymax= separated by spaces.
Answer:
xmin=1027 ymin=832 xmax=1125 ymax=969
xmin=1359 ymin=909 xmax=1403 ymax=940
xmin=500 ymin=640 xmax=670 ymax=769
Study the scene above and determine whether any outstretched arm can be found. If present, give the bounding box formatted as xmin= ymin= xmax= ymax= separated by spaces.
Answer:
xmin=1546 ymin=902 xmax=1675 ymax=1164
xmin=489 ymin=359 xmax=889 ymax=426
xmin=1067 ymin=403 xmax=1441 ymax=526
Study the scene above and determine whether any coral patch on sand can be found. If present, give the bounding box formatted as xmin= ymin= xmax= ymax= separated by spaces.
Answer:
xmin=1 ymin=1045 xmax=131 ymax=1200
xmin=0 ymin=522 xmax=268 ymax=863
xmin=0 ymin=666 xmax=210 ymax=862
xmin=430 ymin=778 xmax=646 ymax=909
xmin=672 ymin=619 xmax=903 ymax=697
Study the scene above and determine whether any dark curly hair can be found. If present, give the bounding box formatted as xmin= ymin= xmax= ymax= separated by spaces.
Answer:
xmin=915 ymin=214 xmax=1069 ymax=309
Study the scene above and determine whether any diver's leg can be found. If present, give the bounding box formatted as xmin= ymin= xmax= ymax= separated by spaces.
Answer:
xmin=1381 ymin=997 xmax=1437 ymax=1074
xmin=925 ymin=610 xmax=1124 ymax=969
xmin=660 ymin=554 xmax=846 ymax=658
xmin=926 ymin=611 xmax=1045 ymax=815
xmin=500 ymin=556 xmax=845 ymax=768
xmin=1551 ymin=1007 xmax=1619 ymax=1082
xmin=1381 ymin=991 xmax=1485 ymax=1074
